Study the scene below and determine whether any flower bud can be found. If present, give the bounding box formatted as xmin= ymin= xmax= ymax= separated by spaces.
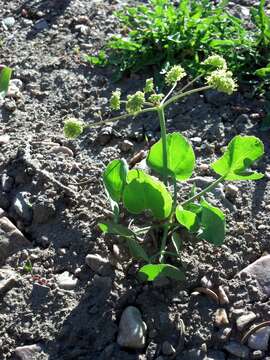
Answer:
xmin=144 ymin=78 xmax=154 ymax=93
xmin=165 ymin=65 xmax=186 ymax=86
xmin=110 ymin=89 xmax=121 ymax=111
xmin=203 ymin=55 xmax=227 ymax=70
xmin=206 ymin=69 xmax=237 ymax=95
xmin=148 ymin=93 xmax=164 ymax=105
xmin=126 ymin=91 xmax=145 ymax=114
xmin=64 ymin=118 xmax=84 ymax=139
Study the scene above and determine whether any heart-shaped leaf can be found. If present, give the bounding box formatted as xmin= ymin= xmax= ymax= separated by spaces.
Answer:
xmin=175 ymin=205 xmax=199 ymax=231
xmin=198 ymin=199 xmax=225 ymax=246
xmin=99 ymin=221 xmax=134 ymax=237
xmin=123 ymin=169 xmax=172 ymax=219
xmin=103 ymin=159 xmax=128 ymax=202
xmin=126 ymin=237 xmax=150 ymax=262
xmin=147 ymin=132 xmax=195 ymax=181
xmin=0 ymin=67 xmax=12 ymax=98
xmin=211 ymin=135 xmax=264 ymax=180
xmin=138 ymin=263 xmax=185 ymax=281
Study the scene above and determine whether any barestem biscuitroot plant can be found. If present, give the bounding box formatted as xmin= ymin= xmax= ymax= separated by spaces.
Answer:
xmin=64 ymin=56 xmax=264 ymax=282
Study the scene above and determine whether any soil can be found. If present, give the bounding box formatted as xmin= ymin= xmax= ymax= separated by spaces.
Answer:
xmin=1 ymin=0 xmax=270 ymax=360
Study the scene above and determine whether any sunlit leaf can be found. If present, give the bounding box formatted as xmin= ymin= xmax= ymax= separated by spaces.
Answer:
xmin=103 ymin=159 xmax=128 ymax=202
xmin=175 ymin=205 xmax=199 ymax=231
xmin=123 ymin=169 xmax=172 ymax=219
xmin=211 ymin=135 xmax=264 ymax=180
xmin=0 ymin=67 xmax=12 ymax=98
xmin=138 ymin=263 xmax=185 ymax=281
xmin=147 ymin=132 xmax=195 ymax=181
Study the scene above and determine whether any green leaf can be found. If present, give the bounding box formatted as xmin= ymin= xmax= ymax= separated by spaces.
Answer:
xmin=103 ymin=159 xmax=128 ymax=202
xmin=255 ymin=66 xmax=270 ymax=78
xmin=99 ymin=221 xmax=134 ymax=237
xmin=175 ymin=205 xmax=198 ymax=231
xmin=126 ymin=237 xmax=150 ymax=262
xmin=198 ymin=199 xmax=225 ymax=246
xmin=123 ymin=169 xmax=172 ymax=220
xmin=147 ymin=132 xmax=195 ymax=181
xmin=210 ymin=39 xmax=237 ymax=47
xmin=138 ymin=263 xmax=185 ymax=281
xmin=0 ymin=67 xmax=12 ymax=98
xmin=211 ymin=135 xmax=264 ymax=180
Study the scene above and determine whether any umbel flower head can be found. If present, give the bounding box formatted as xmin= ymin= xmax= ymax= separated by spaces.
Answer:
xmin=144 ymin=78 xmax=154 ymax=93
xmin=165 ymin=65 xmax=186 ymax=86
xmin=148 ymin=93 xmax=164 ymax=105
xmin=64 ymin=118 xmax=84 ymax=139
xmin=203 ymin=55 xmax=227 ymax=70
xmin=126 ymin=91 xmax=145 ymax=114
xmin=206 ymin=69 xmax=237 ymax=95
xmin=110 ymin=89 xmax=121 ymax=111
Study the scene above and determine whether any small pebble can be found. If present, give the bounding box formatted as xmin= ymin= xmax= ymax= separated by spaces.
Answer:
xmin=236 ymin=312 xmax=256 ymax=331
xmin=215 ymin=308 xmax=229 ymax=327
xmin=56 ymin=271 xmax=78 ymax=290
xmin=162 ymin=341 xmax=176 ymax=356
xmin=117 ymin=306 xmax=147 ymax=349
xmin=248 ymin=326 xmax=270 ymax=351
xmin=120 ymin=139 xmax=134 ymax=152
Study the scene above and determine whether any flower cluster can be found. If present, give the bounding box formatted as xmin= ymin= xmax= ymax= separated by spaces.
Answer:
xmin=64 ymin=118 xmax=84 ymax=139
xmin=126 ymin=91 xmax=145 ymax=114
xmin=165 ymin=65 xmax=186 ymax=86
xmin=206 ymin=69 xmax=237 ymax=95
xmin=148 ymin=93 xmax=164 ymax=105
xmin=110 ymin=89 xmax=121 ymax=111
xmin=203 ymin=55 xmax=227 ymax=70
xmin=144 ymin=78 xmax=154 ymax=93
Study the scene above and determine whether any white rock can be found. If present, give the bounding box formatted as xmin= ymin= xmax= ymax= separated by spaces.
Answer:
xmin=236 ymin=312 xmax=256 ymax=331
xmin=56 ymin=271 xmax=78 ymax=290
xmin=15 ymin=344 xmax=42 ymax=360
xmin=117 ymin=306 xmax=147 ymax=349
xmin=85 ymin=254 xmax=109 ymax=272
xmin=248 ymin=326 xmax=270 ymax=351
xmin=238 ymin=255 xmax=270 ymax=296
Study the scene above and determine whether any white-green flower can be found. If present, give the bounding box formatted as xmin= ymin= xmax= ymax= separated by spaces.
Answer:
xmin=110 ymin=89 xmax=121 ymax=111
xmin=203 ymin=55 xmax=227 ymax=70
xmin=148 ymin=93 xmax=164 ymax=105
xmin=126 ymin=91 xmax=145 ymax=114
xmin=165 ymin=65 xmax=186 ymax=86
xmin=206 ymin=69 xmax=237 ymax=95
xmin=144 ymin=78 xmax=154 ymax=93
xmin=64 ymin=118 xmax=84 ymax=139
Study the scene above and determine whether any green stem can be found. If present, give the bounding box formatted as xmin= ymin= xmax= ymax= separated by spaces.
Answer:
xmin=181 ymin=175 xmax=225 ymax=207
xmin=85 ymin=106 xmax=157 ymax=128
xmin=157 ymin=106 xmax=168 ymax=185
xmin=163 ymin=85 xmax=211 ymax=109
xmin=159 ymin=224 xmax=169 ymax=262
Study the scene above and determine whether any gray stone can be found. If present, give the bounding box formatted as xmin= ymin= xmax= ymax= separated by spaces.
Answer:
xmin=0 ymin=135 xmax=10 ymax=145
xmin=15 ymin=344 xmax=42 ymax=360
xmin=248 ymin=326 xmax=270 ymax=351
xmin=85 ymin=254 xmax=109 ymax=273
xmin=120 ymin=140 xmax=134 ymax=152
xmin=117 ymin=306 xmax=147 ymax=349
xmin=2 ymin=17 xmax=15 ymax=29
xmin=12 ymin=192 xmax=33 ymax=223
xmin=224 ymin=341 xmax=250 ymax=358
xmin=178 ymin=348 xmax=206 ymax=360
xmin=34 ymin=19 xmax=49 ymax=31
xmin=251 ymin=350 xmax=265 ymax=359
xmin=56 ymin=271 xmax=78 ymax=290
xmin=207 ymin=350 xmax=226 ymax=360
xmin=238 ymin=255 xmax=270 ymax=296
xmin=1 ymin=174 xmax=14 ymax=192
xmin=162 ymin=341 xmax=175 ymax=356
xmin=236 ymin=312 xmax=257 ymax=331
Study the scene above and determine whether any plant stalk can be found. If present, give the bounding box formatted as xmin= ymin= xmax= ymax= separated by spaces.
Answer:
xmin=163 ymin=85 xmax=211 ymax=108
xmin=159 ymin=224 xmax=169 ymax=262
xmin=181 ymin=175 xmax=225 ymax=207
xmin=157 ymin=106 xmax=168 ymax=185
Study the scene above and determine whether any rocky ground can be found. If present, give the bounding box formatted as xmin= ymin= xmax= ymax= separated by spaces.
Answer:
xmin=1 ymin=0 xmax=270 ymax=359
